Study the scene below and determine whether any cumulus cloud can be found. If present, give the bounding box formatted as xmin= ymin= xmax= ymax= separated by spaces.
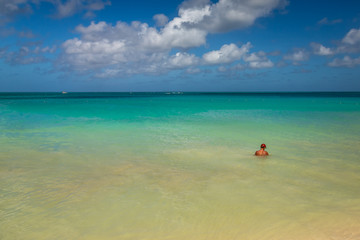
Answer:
xmin=244 ymin=52 xmax=263 ymax=62
xmin=143 ymin=21 xmax=208 ymax=50
xmin=328 ymin=56 xmax=360 ymax=68
xmin=202 ymin=42 xmax=251 ymax=64
xmin=312 ymin=28 xmax=360 ymax=56
xmin=1 ymin=0 xmax=287 ymax=78
xmin=153 ymin=14 xmax=169 ymax=27
xmin=179 ymin=0 xmax=288 ymax=33
xmin=310 ymin=42 xmax=334 ymax=56
xmin=62 ymin=37 xmax=127 ymax=71
xmin=58 ymin=0 xmax=287 ymax=77
xmin=60 ymin=21 xmax=206 ymax=76
xmin=336 ymin=28 xmax=360 ymax=53
xmin=201 ymin=44 xmax=274 ymax=70
xmin=248 ymin=60 xmax=274 ymax=68
xmin=167 ymin=52 xmax=199 ymax=69
xmin=244 ymin=51 xmax=274 ymax=68
xmin=62 ymin=0 xmax=289 ymax=51
xmin=60 ymin=20 xmax=203 ymax=73
xmin=341 ymin=28 xmax=360 ymax=45
xmin=60 ymin=19 xmax=276 ymax=76
xmin=284 ymin=49 xmax=309 ymax=63
xmin=309 ymin=28 xmax=360 ymax=68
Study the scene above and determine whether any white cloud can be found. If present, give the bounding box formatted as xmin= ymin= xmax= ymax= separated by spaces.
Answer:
xmin=311 ymin=28 xmax=360 ymax=56
xmin=317 ymin=17 xmax=342 ymax=25
xmin=60 ymin=20 xmax=275 ymax=76
xmin=67 ymin=0 xmax=287 ymax=51
xmin=248 ymin=60 xmax=274 ymax=68
xmin=342 ymin=28 xmax=360 ymax=45
xmin=167 ymin=52 xmax=199 ymax=69
xmin=244 ymin=51 xmax=274 ymax=68
xmin=202 ymin=46 xmax=274 ymax=71
xmin=153 ymin=14 xmax=169 ymax=27
xmin=284 ymin=49 xmax=309 ymax=63
xmin=203 ymin=42 xmax=251 ymax=65
xmin=61 ymin=38 xmax=128 ymax=71
xmin=336 ymin=28 xmax=360 ymax=53
xmin=179 ymin=0 xmax=288 ymax=33
xmin=60 ymin=20 xmax=206 ymax=73
xmin=58 ymin=0 xmax=287 ymax=78
xmin=310 ymin=43 xmax=333 ymax=56
xmin=142 ymin=21 xmax=208 ymax=50
xmin=328 ymin=56 xmax=360 ymax=68
xmin=244 ymin=52 xmax=262 ymax=62
xmin=63 ymin=38 xmax=125 ymax=55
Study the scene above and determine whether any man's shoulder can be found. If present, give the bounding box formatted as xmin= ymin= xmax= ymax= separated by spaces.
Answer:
xmin=255 ymin=150 xmax=268 ymax=156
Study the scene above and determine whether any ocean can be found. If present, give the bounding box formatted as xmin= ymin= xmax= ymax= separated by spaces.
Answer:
xmin=1 ymin=92 xmax=360 ymax=240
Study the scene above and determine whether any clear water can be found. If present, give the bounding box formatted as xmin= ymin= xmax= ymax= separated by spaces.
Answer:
xmin=1 ymin=92 xmax=360 ymax=240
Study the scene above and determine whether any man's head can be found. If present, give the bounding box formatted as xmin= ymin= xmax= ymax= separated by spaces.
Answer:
xmin=260 ymin=143 xmax=266 ymax=149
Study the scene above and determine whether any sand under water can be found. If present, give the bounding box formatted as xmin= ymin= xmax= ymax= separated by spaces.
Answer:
xmin=1 ymin=92 xmax=360 ymax=239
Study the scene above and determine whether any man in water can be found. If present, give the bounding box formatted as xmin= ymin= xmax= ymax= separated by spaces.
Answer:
xmin=255 ymin=143 xmax=269 ymax=156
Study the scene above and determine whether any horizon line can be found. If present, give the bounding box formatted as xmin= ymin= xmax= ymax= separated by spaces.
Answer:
xmin=1 ymin=91 xmax=360 ymax=93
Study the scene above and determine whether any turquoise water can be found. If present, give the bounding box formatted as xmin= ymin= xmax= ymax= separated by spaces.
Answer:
xmin=1 ymin=92 xmax=360 ymax=240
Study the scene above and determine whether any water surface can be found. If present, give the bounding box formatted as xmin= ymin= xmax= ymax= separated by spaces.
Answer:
xmin=1 ymin=92 xmax=360 ymax=240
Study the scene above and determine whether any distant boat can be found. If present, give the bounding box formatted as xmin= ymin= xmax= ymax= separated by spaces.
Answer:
xmin=62 ymin=91 xmax=67 ymax=94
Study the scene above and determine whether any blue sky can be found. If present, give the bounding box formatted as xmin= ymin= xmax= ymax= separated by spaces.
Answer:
xmin=1 ymin=0 xmax=360 ymax=92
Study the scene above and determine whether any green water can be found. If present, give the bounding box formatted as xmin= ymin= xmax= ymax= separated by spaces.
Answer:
xmin=1 ymin=92 xmax=360 ymax=240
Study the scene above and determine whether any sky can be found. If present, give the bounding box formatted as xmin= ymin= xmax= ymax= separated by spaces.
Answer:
xmin=1 ymin=0 xmax=360 ymax=92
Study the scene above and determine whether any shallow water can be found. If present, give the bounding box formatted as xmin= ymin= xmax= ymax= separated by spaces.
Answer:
xmin=1 ymin=92 xmax=360 ymax=240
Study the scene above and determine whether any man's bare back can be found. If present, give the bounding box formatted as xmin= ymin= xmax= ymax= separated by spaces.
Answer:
xmin=255 ymin=144 xmax=269 ymax=156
